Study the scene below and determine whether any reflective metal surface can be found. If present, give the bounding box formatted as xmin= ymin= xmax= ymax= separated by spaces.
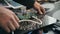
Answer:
xmin=41 ymin=15 xmax=57 ymax=27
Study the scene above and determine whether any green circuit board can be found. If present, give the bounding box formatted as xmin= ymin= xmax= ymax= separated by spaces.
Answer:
xmin=17 ymin=12 xmax=37 ymax=19
xmin=16 ymin=9 xmax=38 ymax=20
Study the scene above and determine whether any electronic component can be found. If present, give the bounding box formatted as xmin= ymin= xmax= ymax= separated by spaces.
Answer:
xmin=4 ymin=0 xmax=25 ymax=9
xmin=0 ymin=0 xmax=8 ymax=6
xmin=11 ymin=8 xmax=43 ymax=31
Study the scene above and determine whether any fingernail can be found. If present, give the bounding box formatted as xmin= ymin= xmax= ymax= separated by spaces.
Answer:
xmin=40 ymin=12 xmax=43 ymax=14
xmin=17 ymin=24 xmax=20 ymax=29
xmin=13 ymin=27 xmax=16 ymax=31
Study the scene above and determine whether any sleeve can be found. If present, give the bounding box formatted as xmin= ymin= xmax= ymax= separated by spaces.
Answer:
xmin=13 ymin=0 xmax=35 ymax=9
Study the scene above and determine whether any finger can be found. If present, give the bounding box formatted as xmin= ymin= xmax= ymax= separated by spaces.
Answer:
xmin=10 ymin=17 xmax=19 ymax=29
xmin=38 ymin=8 xmax=43 ymax=14
xmin=2 ymin=25 xmax=10 ymax=33
xmin=8 ymin=21 xmax=15 ymax=31
xmin=40 ymin=6 xmax=46 ymax=14
xmin=13 ymin=14 xmax=19 ymax=22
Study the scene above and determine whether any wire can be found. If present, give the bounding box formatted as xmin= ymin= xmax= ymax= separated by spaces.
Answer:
xmin=19 ymin=19 xmax=42 ymax=25
xmin=32 ymin=16 xmax=42 ymax=24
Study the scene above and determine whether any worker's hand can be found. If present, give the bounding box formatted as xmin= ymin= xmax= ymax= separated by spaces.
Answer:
xmin=0 ymin=7 xmax=19 ymax=32
xmin=33 ymin=1 xmax=45 ymax=14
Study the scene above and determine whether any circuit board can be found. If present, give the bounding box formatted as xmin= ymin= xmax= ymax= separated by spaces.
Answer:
xmin=15 ymin=8 xmax=44 ymax=20
xmin=11 ymin=8 xmax=44 ymax=31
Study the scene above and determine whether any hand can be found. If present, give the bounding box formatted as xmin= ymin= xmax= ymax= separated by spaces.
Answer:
xmin=0 ymin=7 xmax=19 ymax=32
xmin=33 ymin=2 xmax=45 ymax=14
